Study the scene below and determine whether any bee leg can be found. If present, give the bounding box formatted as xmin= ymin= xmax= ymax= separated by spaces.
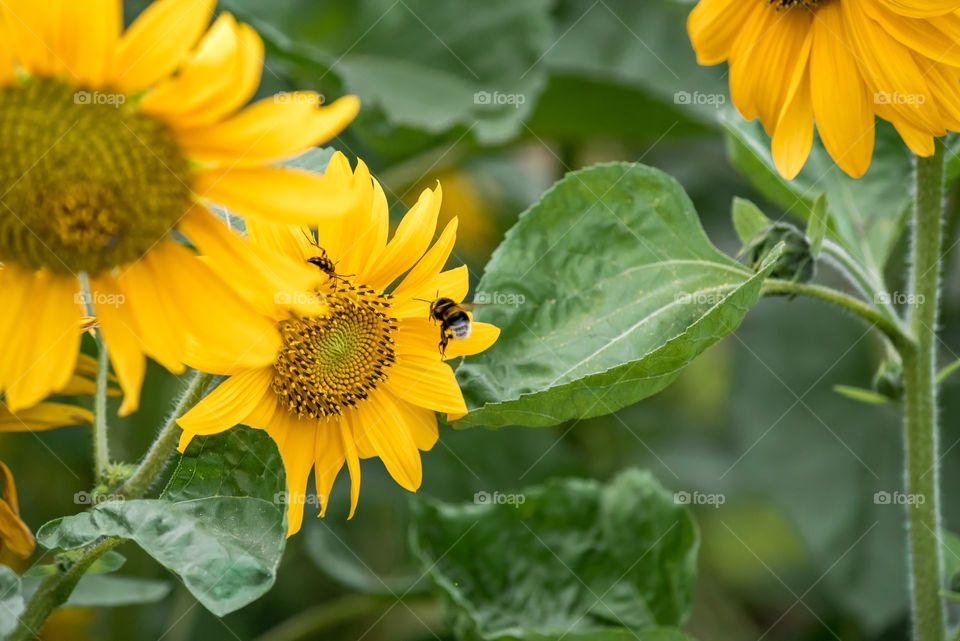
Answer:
xmin=439 ymin=333 xmax=449 ymax=357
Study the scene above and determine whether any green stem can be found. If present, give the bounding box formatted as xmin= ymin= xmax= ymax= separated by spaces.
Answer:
xmin=820 ymin=238 xmax=902 ymax=327
xmin=92 ymin=329 xmax=110 ymax=485
xmin=761 ymin=279 xmax=908 ymax=349
xmin=8 ymin=537 xmax=123 ymax=641
xmin=118 ymin=371 xmax=213 ymax=499
xmin=902 ymin=143 xmax=946 ymax=641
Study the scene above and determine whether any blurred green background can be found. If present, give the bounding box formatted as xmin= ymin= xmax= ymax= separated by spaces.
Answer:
xmin=5 ymin=0 xmax=960 ymax=639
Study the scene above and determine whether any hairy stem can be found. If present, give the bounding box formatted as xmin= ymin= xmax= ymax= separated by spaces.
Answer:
xmin=8 ymin=537 xmax=123 ymax=641
xmin=92 ymin=329 xmax=111 ymax=484
xmin=903 ymin=143 xmax=946 ymax=641
xmin=118 ymin=371 xmax=213 ymax=499
xmin=761 ymin=279 xmax=908 ymax=349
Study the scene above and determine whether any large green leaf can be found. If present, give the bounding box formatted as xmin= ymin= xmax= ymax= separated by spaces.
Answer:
xmin=722 ymin=113 xmax=911 ymax=276
xmin=411 ymin=469 xmax=698 ymax=641
xmin=162 ymin=425 xmax=286 ymax=505
xmin=36 ymin=427 xmax=286 ymax=617
xmin=18 ymin=574 xmax=171 ymax=609
xmin=0 ymin=566 xmax=24 ymax=639
xmin=36 ymin=498 xmax=283 ymax=617
xmin=224 ymin=0 xmax=552 ymax=145
xmin=455 ymin=162 xmax=778 ymax=428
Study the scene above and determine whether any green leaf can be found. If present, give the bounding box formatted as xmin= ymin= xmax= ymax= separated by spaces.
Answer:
xmin=0 ymin=566 xmax=24 ymax=639
xmin=36 ymin=427 xmax=287 ymax=616
xmin=411 ymin=469 xmax=698 ymax=641
xmin=162 ymin=425 xmax=286 ymax=506
xmin=941 ymin=531 xmax=960 ymax=584
xmin=36 ymin=498 xmax=283 ymax=616
xmin=937 ymin=358 xmax=960 ymax=385
xmin=18 ymin=574 xmax=171 ymax=609
xmin=225 ymin=0 xmax=552 ymax=145
xmin=731 ymin=197 xmax=771 ymax=246
xmin=544 ymin=0 xmax=727 ymax=127
xmin=807 ymin=193 xmax=828 ymax=258
xmin=722 ymin=113 xmax=910 ymax=276
xmin=24 ymin=550 xmax=126 ymax=578
xmin=832 ymin=385 xmax=891 ymax=406
xmin=456 ymin=162 xmax=779 ymax=428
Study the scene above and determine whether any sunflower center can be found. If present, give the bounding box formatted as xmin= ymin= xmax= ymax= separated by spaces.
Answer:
xmin=273 ymin=285 xmax=398 ymax=419
xmin=0 ymin=78 xmax=192 ymax=274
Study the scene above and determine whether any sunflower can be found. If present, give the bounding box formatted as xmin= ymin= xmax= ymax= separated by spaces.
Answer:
xmin=176 ymin=153 xmax=500 ymax=535
xmin=688 ymin=0 xmax=960 ymax=178
xmin=0 ymin=0 xmax=362 ymax=416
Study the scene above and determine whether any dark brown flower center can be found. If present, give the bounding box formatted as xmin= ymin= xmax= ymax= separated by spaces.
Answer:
xmin=0 ymin=77 xmax=192 ymax=274
xmin=272 ymin=284 xmax=398 ymax=419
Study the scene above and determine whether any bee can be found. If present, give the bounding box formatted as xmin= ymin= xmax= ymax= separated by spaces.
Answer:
xmin=428 ymin=297 xmax=477 ymax=356
xmin=303 ymin=231 xmax=351 ymax=288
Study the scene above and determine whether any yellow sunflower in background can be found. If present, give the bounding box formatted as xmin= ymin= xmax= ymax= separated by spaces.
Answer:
xmin=688 ymin=0 xmax=960 ymax=178
xmin=177 ymin=153 xmax=500 ymax=535
xmin=0 ymin=0 xmax=362 ymax=416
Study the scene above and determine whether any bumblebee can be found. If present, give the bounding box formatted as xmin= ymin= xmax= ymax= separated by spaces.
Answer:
xmin=428 ymin=297 xmax=474 ymax=356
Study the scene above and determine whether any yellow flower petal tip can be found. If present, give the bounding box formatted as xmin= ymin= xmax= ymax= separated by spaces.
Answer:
xmin=688 ymin=0 xmax=960 ymax=178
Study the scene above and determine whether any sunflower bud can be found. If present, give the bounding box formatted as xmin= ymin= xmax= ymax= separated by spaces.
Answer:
xmin=748 ymin=222 xmax=815 ymax=284
xmin=873 ymin=358 xmax=904 ymax=402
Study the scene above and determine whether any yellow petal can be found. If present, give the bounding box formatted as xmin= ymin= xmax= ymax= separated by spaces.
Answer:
xmin=176 ymin=95 xmax=360 ymax=165
xmin=362 ymin=185 xmax=442 ymax=290
xmin=392 ymin=265 xmax=469 ymax=319
xmin=0 ymin=461 xmax=34 ymax=559
xmin=392 ymin=218 xmax=458 ymax=299
xmin=5 ymin=274 xmax=83 ymax=413
xmin=809 ymin=2 xmax=874 ymax=179
xmin=314 ymin=420 xmax=345 ymax=518
xmin=173 ymin=22 xmax=264 ymax=128
xmin=1 ymin=0 xmax=61 ymax=77
xmin=865 ymin=1 xmax=960 ymax=67
xmin=177 ymin=367 xmax=273 ymax=436
xmin=442 ymin=321 xmax=500 ymax=359
xmin=392 ymin=396 xmax=439 ymax=451
xmin=194 ymin=166 xmax=363 ymax=225
xmin=57 ymin=0 xmax=121 ymax=86
xmin=111 ymin=0 xmax=215 ymax=91
xmin=353 ymin=392 xmax=423 ymax=491
xmin=842 ymin=0 xmax=944 ymax=135
xmin=265 ymin=410 xmax=317 ymax=536
xmin=139 ymin=13 xmax=240 ymax=117
xmin=772 ymin=70 xmax=814 ymax=180
xmin=687 ymin=0 xmax=760 ymax=65
xmin=386 ymin=353 xmax=467 ymax=414
xmin=339 ymin=413 xmax=362 ymax=519
xmin=90 ymin=274 xmax=146 ymax=416
xmin=877 ymin=0 xmax=960 ymax=17
xmin=0 ymin=402 xmax=92 ymax=432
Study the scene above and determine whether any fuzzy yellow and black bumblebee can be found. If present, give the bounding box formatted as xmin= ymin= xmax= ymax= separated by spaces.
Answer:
xmin=428 ymin=297 xmax=474 ymax=356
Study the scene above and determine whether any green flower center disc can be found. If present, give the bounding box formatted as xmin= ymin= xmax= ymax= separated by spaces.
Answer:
xmin=0 ymin=78 xmax=192 ymax=274
xmin=273 ymin=286 xmax=398 ymax=419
